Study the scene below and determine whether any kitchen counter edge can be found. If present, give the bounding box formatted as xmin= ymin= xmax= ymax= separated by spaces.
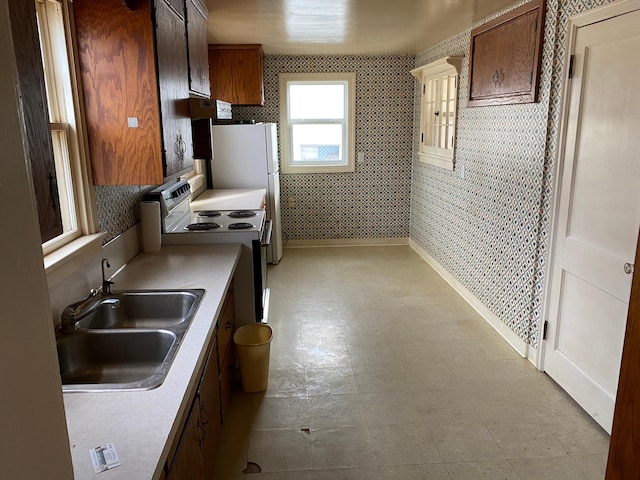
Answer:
xmin=62 ymin=244 xmax=241 ymax=480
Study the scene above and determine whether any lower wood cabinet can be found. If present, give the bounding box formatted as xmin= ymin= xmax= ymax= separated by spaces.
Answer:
xmin=164 ymin=286 xmax=235 ymax=480
xmin=200 ymin=336 xmax=221 ymax=479
xmin=166 ymin=396 xmax=205 ymax=479
xmin=217 ymin=288 xmax=236 ymax=424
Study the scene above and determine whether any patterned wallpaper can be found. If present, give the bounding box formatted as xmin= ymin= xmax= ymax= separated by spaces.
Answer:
xmin=95 ymin=185 xmax=154 ymax=243
xmin=410 ymin=0 xmax=617 ymax=348
xmin=234 ymin=55 xmax=415 ymax=241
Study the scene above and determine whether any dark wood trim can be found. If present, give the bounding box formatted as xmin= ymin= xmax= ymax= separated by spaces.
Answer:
xmin=606 ymin=229 xmax=640 ymax=479
xmin=467 ymin=0 xmax=546 ymax=107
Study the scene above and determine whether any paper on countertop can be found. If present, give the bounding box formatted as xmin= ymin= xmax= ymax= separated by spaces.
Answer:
xmin=89 ymin=443 xmax=121 ymax=474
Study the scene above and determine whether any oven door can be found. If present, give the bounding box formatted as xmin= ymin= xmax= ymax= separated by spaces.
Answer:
xmin=252 ymin=219 xmax=272 ymax=322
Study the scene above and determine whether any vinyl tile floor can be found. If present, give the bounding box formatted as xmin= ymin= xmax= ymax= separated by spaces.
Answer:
xmin=214 ymin=246 xmax=610 ymax=480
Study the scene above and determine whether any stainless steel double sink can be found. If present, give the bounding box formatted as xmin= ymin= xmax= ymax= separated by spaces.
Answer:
xmin=57 ymin=289 xmax=205 ymax=392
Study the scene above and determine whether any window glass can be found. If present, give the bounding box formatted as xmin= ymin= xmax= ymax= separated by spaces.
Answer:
xmin=289 ymin=84 xmax=345 ymax=120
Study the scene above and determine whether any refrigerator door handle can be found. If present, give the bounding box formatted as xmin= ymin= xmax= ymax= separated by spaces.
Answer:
xmin=261 ymin=219 xmax=273 ymax=247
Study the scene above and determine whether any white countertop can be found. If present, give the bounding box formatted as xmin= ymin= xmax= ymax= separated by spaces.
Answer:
xmin=190 ymin=188 xmax=266 ymax=211
xmin=63 ymin=244 xmax=241 ymax=480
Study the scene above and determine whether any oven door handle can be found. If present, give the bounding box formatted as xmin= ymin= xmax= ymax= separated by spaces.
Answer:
xmin=261 ymin=219 xmax=272 ymax=247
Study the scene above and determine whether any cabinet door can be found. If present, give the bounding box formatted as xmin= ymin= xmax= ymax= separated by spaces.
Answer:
xmin=217 ymin=290 xmax=235 ymax=370
xmin=219 ymin=345 xmax=235 ymax=424
xmin=186 ymin=0 xmax=210 ymax=97
xmin=166 ymin=395 xmax=204 ymax=480
xmin=208 ymin=45 xmax=264 ymax=105
xmin=74 ymin=0 xmax=164 ymax=185
xmin=9 ymin=0 xmax=63 ymax=241
xmin=154 ymin=0 xmax=193 ymax=178
xmin=199 ymin=335 xmax=222 ymax=479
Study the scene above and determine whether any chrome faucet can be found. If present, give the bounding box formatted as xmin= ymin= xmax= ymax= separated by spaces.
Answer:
xmin=102 ymin=258 xmax=114 ymax=294
xmin=59 ymin=258 xmax=120 ymax=333
xmin=60 ymin=290 xmax=120 ymax=333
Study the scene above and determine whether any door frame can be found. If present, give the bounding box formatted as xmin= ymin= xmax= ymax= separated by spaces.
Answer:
xmin=537 ymin=0 xmax=640 ymax=370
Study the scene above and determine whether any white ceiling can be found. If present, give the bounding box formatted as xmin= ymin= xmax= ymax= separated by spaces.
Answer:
xmin=204 ymin=0 xmax=521 ymax=55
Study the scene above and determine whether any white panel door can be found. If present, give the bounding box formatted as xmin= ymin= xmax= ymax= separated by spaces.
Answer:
xmin=544 ymin=7 xmax=640 ymax=434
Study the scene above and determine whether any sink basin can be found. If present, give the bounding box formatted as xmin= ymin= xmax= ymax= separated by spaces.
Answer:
xmin=57 ymin=288 xmax=205 ymax=392
xmin=75 ymin=289 xmax=205 ymax=330
xmin=57 ymin=330 xmax=177 ymax=391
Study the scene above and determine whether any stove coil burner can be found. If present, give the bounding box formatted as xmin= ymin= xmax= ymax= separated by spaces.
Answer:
xmin=228 ymin=210 xmax=257 ymax=218
xmin=196 ymin=210 xmax=222 ymax=217
xmin=228 ymin=222 xmax=254 ymax=230
xmin=185 ymin=222 xmax=221 ymax=231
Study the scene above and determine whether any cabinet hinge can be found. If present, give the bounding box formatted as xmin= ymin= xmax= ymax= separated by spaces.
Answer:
xmin=542 ymin=320 xmax=549 ymax=340
xmin=568 ymin=55 xmax=575 ymax=79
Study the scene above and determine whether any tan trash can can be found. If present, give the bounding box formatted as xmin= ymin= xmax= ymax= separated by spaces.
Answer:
xmin=233 ymin=324 xmax=273 ymax=393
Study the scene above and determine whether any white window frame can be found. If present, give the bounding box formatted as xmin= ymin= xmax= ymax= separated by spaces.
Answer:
xmin=279 ymin=73 xmax=355 ymax=174
xmin=411 ymin=56 xmax=462 ymax=171
xmin=36 ymin=0 xmax=101 ymax=278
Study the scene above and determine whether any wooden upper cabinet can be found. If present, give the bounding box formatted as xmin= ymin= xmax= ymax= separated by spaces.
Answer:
xmin=155 ymin=0 xmax=193 ymax=178
xmin=467 ymin=0 xmax=545 ymax=106
xmin=8 ymin=0 xmax=62 ymax=241
xmin=186 ymin=0 xmax=210 ymax=97
xmin=74 ymin=0 xmax=193 ymax=185
xmin=209 ymin=44 xmax=265 ymax=105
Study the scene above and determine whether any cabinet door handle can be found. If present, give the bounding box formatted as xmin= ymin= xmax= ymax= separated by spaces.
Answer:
xmin=226 ymin=321 xmax=232 ymax=330
xmin=49 ymin=172 xmax=59 ymax=209
xmin=199 ymin=404 xmax=210 ymax=425
xmin=174 ymin=134 xmax=186 ymax=163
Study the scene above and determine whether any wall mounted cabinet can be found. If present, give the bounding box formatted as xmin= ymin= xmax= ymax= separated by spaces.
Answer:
xmin=9 ymin=0 xmax=62 ymax=241
xmin=411 ymin=56 xmax=462 ymax=170
xmin=185 ymin=0 xmax=210 ymax=97
xmin=467 ymin=0 xmax=545 ymax=106
xmin=74 ymin=0 xmax=194 ymax=185
xmin=208 ymin=44 xmax=265 ymax=105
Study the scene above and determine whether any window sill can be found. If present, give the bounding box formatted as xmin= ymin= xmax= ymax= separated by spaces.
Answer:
xmin=44 ymin=232 xmax=106 ymax=289
xmin=418 ymin=153 xmax=454 ymax=171
xmin=282 ymin=164 xmax=355 ymax=174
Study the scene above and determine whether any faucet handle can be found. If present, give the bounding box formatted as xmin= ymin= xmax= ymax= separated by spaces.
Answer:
xmin=102 ymin=280 xmax=114 ymax=295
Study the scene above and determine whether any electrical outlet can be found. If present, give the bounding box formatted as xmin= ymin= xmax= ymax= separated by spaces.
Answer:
xmin=288 ymin=197 xmax=295 ymax=207
xmin=357 ymin=152 xmax=365 ymax=164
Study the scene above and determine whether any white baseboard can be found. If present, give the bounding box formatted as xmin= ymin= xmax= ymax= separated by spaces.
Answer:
xmin=285 ymin=237 xmax=409 ymax=248
xmin=409 ymin=239 xmax=531 ymax=359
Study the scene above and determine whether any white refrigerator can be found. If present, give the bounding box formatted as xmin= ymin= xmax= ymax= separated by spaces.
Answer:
xmin=210 ymin=123 xmax=283 ymax=264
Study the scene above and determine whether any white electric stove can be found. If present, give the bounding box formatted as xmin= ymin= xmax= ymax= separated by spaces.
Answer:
xmin=145 ymin=179 xmax=271 ymax=326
